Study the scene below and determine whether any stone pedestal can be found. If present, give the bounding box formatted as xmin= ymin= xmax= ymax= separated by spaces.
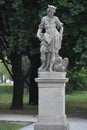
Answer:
xmin=34 ymin=72 xmax=70 ymax=130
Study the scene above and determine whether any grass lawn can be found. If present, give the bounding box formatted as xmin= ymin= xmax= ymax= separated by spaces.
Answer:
xmin=0 ymin=84 xmax=87 ymax=116
xmin=0 ymin=121 xmax=29 ymax=130
xmin=0 ymin=84 xmax=38 ymax=115
xmin=66 ymin=91 xmax=87 ymax=116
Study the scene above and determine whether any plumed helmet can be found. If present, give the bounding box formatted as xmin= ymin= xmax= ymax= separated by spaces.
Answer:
xmin=47 ymin=5 xmax=57 ymax=12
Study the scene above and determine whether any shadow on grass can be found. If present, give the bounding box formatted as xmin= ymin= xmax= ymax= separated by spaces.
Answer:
xmin=0 ymin=84 xmax=87 ymax=118
xmin=0 ymin=84 xmax=38 ymax=115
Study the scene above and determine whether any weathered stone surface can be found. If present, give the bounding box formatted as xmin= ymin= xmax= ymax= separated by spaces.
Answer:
xmin=37 ymin=5 xmax=68 ymax=72
xmin=35 ymin=5 xmax=69 ymax=130
xmin=34 ymin=72 xmax=69 ymax=130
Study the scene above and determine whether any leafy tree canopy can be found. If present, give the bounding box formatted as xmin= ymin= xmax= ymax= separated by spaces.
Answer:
xmin=0 ymin=0 xmax=87 ymax=70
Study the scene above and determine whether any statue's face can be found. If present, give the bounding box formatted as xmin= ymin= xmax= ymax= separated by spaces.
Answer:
xmin=47 ymin=10 xmax=55 ymax=17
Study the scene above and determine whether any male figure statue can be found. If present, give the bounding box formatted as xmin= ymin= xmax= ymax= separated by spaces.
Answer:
xmin=37 ymin=5 xmax=63 ymax=72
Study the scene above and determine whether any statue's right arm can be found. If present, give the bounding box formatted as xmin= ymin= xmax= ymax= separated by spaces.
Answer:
xmin=37 ymin=28 xmax=43 ymax=41
xmin=37 ymin=17 xmax=45 ymax=41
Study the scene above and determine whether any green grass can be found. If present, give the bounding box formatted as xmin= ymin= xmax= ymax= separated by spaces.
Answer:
xmin=0 ymin=84 xmax=87 ymax=116
xmin=66 ymin=91 xmax=87 ymax=114
xmin=66 ymin=91 xmax=87 ymax=102
xmin=0 ymin=121 xmax=28 ymax=130
xmin=0 ymin=84 xmax=38 ymax=115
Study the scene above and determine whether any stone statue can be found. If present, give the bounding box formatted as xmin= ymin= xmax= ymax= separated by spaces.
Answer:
xmin=37 ymin=5 xmax=68 ymax=72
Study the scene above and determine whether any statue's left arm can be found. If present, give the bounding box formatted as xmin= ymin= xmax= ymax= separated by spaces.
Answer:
xmin=56 ymin=17 xmax=64 ymax=40
xmin=59 ymin=23 xmax=63 ymax=40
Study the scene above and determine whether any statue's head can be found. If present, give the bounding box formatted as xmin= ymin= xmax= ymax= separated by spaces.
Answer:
xmin=47 ymin=5 xmax=57 ymax=17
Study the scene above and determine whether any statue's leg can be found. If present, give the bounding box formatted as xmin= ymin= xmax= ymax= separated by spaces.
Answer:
xmin=49 ymin=52 xmax=55 ymax=72
xmin=45 ymin=52 xmax=50 ymax=71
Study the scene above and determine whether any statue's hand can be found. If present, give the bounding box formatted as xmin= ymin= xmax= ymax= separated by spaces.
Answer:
xmin=37 ymin=29 xmax=44 ymax=42
xmin=37 ymin=32 xmax=44 ymax=42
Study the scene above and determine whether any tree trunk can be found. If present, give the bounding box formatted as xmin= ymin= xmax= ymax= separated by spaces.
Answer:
xmin=10 ymin=52 xmax=24 ymax=109
xmin=28 ymin=54 xmax=40 ymax=105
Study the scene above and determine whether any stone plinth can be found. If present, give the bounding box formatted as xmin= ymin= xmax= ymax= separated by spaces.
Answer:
xmin=34 ymin=72 xmax=70 ymax=130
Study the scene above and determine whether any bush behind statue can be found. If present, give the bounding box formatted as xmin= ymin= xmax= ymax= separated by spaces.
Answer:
xmin=66 ymin=69 xmax=87 ymax=93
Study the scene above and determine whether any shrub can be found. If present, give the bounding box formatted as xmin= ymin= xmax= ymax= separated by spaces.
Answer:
xmin=66 ymin=68 xmax=87 ymax=93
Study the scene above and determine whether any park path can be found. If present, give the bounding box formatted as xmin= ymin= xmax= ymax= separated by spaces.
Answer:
xmin=0 ymin=114 xmax=37 ymax=122
xmin=0 ymin=114 xmax=87 ymax=130
xmin=0 ymin=114 xmax=87 ymax=122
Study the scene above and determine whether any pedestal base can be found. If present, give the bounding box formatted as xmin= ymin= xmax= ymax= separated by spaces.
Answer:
xmin=34 ymin=72 xmax=70 ymax=130
xmin=35 ymin=122 xmax=69 ymax=130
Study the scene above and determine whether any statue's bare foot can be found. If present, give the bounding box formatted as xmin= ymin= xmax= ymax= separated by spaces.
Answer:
xmin=38 ymin=67 xmax=43 ymax=72
xmin=49 ymin=67 xmax=53 ymax=72
xmin=38 ymin=66 xmax=47 ymax=72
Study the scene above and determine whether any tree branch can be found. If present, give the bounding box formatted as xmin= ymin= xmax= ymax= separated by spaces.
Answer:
xmin=2 ymin=58 xmax=13 ymax=79
xmin=3 ymin=58 xmax=11 ymax=65
xmin=0 ymin=35 xmax=8 ymax=49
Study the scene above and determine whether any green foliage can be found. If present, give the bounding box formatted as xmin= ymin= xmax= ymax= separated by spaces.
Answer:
xmin=0 ymin=0 xmax=87 ymax=61
xmin=22 ymin=56 xmax=30 ymax=74
xmin=34 ymin=0 xmax=87 ymax=69
xmin=0 ymin=0 xmax=40 ymax=57
xmin=0 ymin=0 xmax=5 ymax=4
xmin=66 ymin=68 xmax=87 ymax=93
